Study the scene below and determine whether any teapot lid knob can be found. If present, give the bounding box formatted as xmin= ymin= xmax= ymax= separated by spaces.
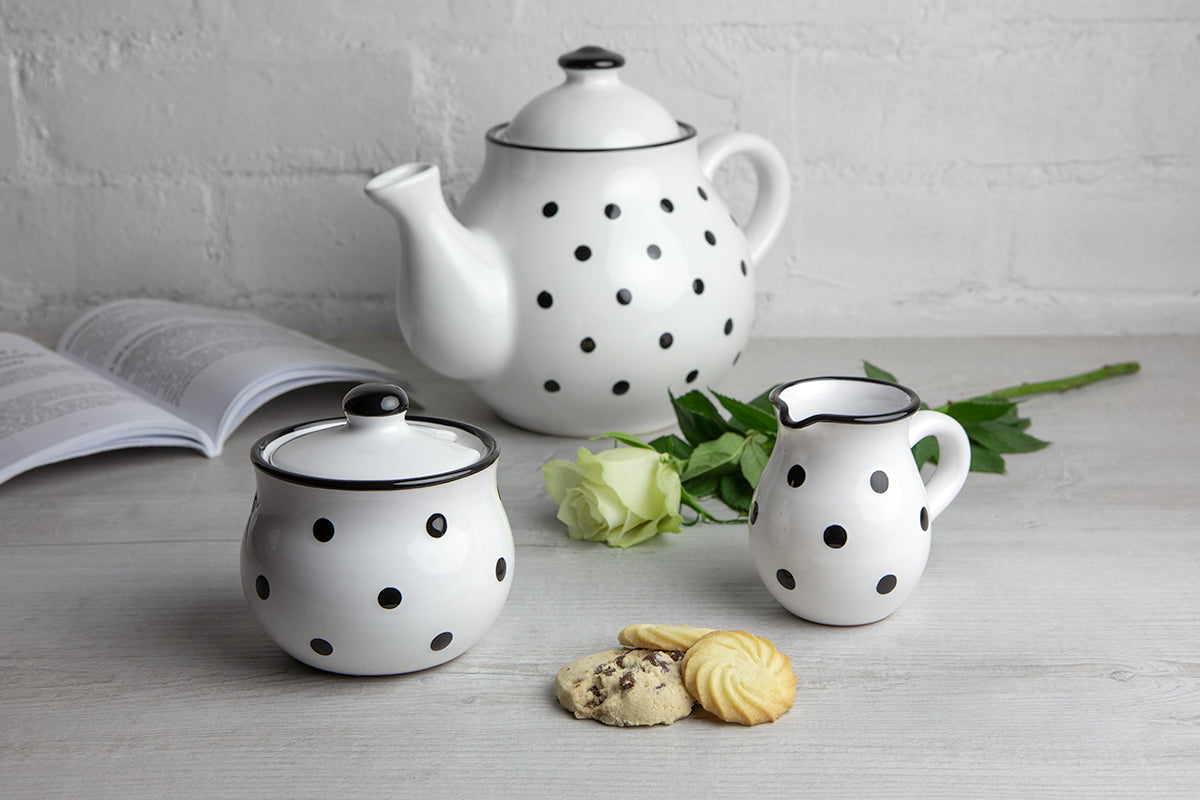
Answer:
xmin=558 ymin=46 xmax=625 ymax=70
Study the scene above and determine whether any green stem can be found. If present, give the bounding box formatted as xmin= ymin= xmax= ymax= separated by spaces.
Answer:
xmin=679 ymin=486 xmax=746 ymax=525
xmin=973 ymin=362 xmax=1140 ymax=401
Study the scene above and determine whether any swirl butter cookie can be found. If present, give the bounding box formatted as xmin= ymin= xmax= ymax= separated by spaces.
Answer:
xmin=554 ymin=648 xmax=694 ymax=727
xmin=682 ymin=630 xmax=797 ymax=726
xmin=617 ymin=623 xmax=715 ymax=652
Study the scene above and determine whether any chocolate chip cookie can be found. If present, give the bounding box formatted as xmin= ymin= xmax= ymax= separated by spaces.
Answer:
xmin=554 ymin=648 xmax=695 ymax=726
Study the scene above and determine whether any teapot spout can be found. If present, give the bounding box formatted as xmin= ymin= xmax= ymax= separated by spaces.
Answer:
xmin=365 ymin=164 xmax=513 ymax=382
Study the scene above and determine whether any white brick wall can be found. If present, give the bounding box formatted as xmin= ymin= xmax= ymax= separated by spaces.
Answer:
xmin=1 ymin=0 xmax=1197 ymax=341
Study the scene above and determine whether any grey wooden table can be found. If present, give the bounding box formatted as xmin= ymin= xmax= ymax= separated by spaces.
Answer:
xmin=2 ymin=334 xmax=1196 ymax=799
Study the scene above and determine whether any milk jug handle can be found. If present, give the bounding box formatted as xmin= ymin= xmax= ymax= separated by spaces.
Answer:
xmin=698 ymin=132 xmax=790 ymax=265
xmin=907 ymin=410 xmax=971 ymax=522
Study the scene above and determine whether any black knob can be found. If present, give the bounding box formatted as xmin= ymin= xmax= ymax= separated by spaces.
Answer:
xmin=343 ymin=383 xmax=409 ymax=418
xmin=558 ymin=46 xmax=625 ymax=70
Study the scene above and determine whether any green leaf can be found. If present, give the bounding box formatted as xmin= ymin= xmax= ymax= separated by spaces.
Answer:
xmin=595 ymin=432 xmax=654 ymax=450
xmin=739 ymin=436 xmax=771 ymax=487
xmin=711 ymin=389 xmax=777 ymax=433
xmin=912 ymin=436 xmax=939 ymax=469
xmin=683 ymin=473 xmax=719 ymax=498
xmin=965 ymin=420 xmax=1050 ymax=454
xmin=943 ymin=397 xmax=1015 ymax=423
xmin=969 ymin=443 xmax=1007 ymax=473
xmin=670 ymin=390 xmax=730 ymax=445
xmin=647 ymin=433 xmax=694 ymax=460
xmin=863 ymin=361 xmax=900 ymax=383
xmin=680 ymin=432 xmax=746 ymax=481
xmin=747 ymin=387 xmax=776 ymax=416
xmin=718 ymin=474 xmax=754 ymax=514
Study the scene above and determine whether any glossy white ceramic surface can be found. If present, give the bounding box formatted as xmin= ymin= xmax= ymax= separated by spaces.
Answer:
xmin=240 ymin=384 xmax=514 ymax=675
xmin=365 ymin=46 xmax=789 ymax=436
xmin=749 ymin=377 xmax=971 ymax=626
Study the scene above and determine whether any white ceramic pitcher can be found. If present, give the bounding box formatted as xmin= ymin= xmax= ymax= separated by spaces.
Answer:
xmin=748 ymin=377 xmax=971 ymax=625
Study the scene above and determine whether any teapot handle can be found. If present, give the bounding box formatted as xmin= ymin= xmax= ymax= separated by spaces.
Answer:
xmin=698 ymin=132 xmax=790 ymax=265
xmin=907 ymin=410 xmax=971 ymax=522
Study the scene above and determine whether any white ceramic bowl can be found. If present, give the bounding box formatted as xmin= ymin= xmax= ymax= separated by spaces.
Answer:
xmin=240 ymin=384 xmax=514 ymax=675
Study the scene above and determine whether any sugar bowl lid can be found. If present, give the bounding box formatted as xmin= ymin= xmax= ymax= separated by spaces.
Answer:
xmin=252 ymin=383 xmax=498 ymax=488
xmin=495 ymin=45 xmax=687 ymax=150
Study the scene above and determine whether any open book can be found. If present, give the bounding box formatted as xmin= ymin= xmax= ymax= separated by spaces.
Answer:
xmin=0 ymin=299 xmax=404 ymax=486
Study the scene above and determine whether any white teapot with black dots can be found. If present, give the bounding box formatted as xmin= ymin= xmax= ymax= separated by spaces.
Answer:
xmin=240 ymin=383 xmax=513 ymax=675
xmin=748 ymin=377 xmax=972 ymax=626
xmin=365 ymin=45 xmax=790 ymax=436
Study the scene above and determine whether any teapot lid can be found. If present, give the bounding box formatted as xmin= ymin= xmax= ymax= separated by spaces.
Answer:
xmin=254 ymin=383 xmax=497 ymax=487
xmin=497 ymin=46 xmax=686 ymax=150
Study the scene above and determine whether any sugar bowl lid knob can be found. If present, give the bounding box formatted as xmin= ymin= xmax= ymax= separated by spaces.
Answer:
xmin=343 ymin=382 xmax=409 ymax=422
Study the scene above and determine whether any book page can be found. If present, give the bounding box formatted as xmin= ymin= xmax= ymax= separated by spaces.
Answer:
xmin=0 ymin=333 xmax=203 ymax=486
xmin=58 ymin=299 xmax=399 ymax=452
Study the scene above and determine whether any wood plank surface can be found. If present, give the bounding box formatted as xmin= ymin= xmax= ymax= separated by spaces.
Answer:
xmin=2 ymin=335 xmax=1196 ymax=799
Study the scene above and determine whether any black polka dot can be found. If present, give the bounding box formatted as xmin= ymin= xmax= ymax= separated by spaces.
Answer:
xmin=877 ymin=575 xmax=898 ymax=595
xmin=542 ymin=202 xmax=557 ymax=217
xmin=310 ymin=638 xmax=333 ymax=656
xmin=574 ymin=245 xmax=591 ymax=261
xmin=659 ymin=332 xmax=673 ymax=349
xmin=312 ymin=518 xmax=334 ymax=542
xmin=704 ymin=230 xmax=716 ymax=246
xmin=724 ymin=318 xmax=734 ymax=335
xmin=426 ymin=513 xmax=447 ymax=538
xmin=920 ymin=507 xmax=930 ymax=531
xmin=740 ymin=260 xmax=748 ymax=276
xmin=543 ymin=379 xmax=560 ymax=392
xmin=612 ymin=380 xmax=630 ymax=395
xmin=647 ymin=244 xmax=661 ymax=259
xmin=823 ymin=525 xmax=847 ymax=548
xmin=255 ymin=575 xmax=270 ymax=600
xmin=693 ymin=278 xmax=704 ymax=294
xmin=777 ymin=568 xmax=796 ymax=591
xmin=495 ymin=557 xmax=507 ymax=582
xmin=733 ymin=351 xmax=741 ymax=365
xmin=686 ymin=369 xmax=699 ymax=383
xmin=660 ymin=198 xmax=674 ymax=212
xmin=377 ymin=587 xmax=402 ymax=609
xmin=580 ymin=337 xmax=595 ymax=353
xmin=605 ymin=203 xmax=620 ymax=219
xmin=750 ymin=501 xmax=759 ymax=524
xmin=871 ymin=470 xmax=889 ymax=493
xmin=616 ymin=288 xmax=632 ymax=305
xmin=537 ymin=291 xmax=553 ymax=308
xmin=431 ymin=632 xmax=453 ymax=651
xmin=786 ymin=464 xmax=805 ymax=488
xmin=697 ymin=186 xmax=708 ymax=201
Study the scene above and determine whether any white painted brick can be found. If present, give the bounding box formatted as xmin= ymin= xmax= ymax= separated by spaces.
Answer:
xmin=1010 ymin=178 xmax=1200 ymax=292
xmin=0 ymin=0 xmax=197 ymax=33
xmin=225 ymin=174 xmax=395 ymax=304
xmin=23 ymin=55 xmax=414 ymax=172
xmin=0 ymin=181 xmax=214 ymax=332
xmin=0 ymin=58 xmax=18 ymax=172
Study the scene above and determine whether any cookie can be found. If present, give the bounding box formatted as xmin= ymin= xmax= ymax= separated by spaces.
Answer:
xmin=682 ymin=630 xmax=797 ymax=726
xmin=554 ymin=648 xmax=695 ymax=727
xmin=617 ymin=623 xmax=715 ymax=652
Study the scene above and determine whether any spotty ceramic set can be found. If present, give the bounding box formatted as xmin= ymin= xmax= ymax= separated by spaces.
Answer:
xmin=365 ymin=45 xmax=789 ymax=436
xmin=241 ymin=48 xmax=970 ymax=676
xmin=749 ymin=377 xmax=971 ymax=625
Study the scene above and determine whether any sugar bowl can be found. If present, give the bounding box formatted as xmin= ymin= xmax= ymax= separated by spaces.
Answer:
xmin=240 ymin=383 xmax=513 ymax=675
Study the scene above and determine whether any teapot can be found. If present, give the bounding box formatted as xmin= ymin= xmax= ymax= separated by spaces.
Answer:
xmin=365 ymin=46 xmax=790 ymax=436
